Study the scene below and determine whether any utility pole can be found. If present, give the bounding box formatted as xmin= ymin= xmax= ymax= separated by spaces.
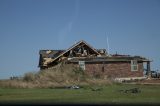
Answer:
xmin=106 ymin=32 xmax=110 ymax=56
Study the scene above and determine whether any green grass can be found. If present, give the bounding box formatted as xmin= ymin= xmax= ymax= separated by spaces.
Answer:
xmin=0 ymin=84 xmax=160 ymax=105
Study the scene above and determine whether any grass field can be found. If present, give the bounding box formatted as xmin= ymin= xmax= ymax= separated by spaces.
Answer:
xmin=0 ymin=84 xmax=160 ymax=105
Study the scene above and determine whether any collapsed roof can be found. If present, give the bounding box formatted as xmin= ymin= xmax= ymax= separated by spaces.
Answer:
xmin=38 ymin=40 xmax=150 ymax=69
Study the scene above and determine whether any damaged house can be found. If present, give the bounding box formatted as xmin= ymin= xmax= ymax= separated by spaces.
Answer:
xmin=38 ymin=40 xmax=151 ymax=79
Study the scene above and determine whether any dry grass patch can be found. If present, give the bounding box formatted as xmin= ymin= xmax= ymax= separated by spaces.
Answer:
xmin=0 ymin=64 xmax=112 ymax=88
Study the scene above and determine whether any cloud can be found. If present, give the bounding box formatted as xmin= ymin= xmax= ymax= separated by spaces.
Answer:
xmin=57 ymin=21 xmax=73 ymax=48
xmin=57 ymin=0 xmax=80 ymax=48
xmin=74 ymin=0 xmax=80 ymax=19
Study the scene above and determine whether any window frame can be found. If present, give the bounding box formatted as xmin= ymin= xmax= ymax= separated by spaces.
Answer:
xmin=131 ymin=60 xmax=138 ymax=71
xmin=79 ymin=61 xmax=85 ymax=70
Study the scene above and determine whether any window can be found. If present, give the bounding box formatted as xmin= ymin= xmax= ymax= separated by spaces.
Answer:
xmin=79 ymin=61 xmax=85 ymax=70
xmin=131 ymin=60 xmax=138 ymax=71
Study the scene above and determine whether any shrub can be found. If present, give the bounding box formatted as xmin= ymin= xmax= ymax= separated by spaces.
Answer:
xmin=23 ymin=72 xmax=36 ymax=82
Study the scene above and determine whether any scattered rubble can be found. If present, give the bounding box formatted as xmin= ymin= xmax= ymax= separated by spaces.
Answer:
xmin=66 ymin=85 xmax=80 ymax=89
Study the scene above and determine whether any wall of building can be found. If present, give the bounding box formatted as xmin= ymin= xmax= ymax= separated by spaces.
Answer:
xmin=83 ymin=62 xmax=144 ymax=78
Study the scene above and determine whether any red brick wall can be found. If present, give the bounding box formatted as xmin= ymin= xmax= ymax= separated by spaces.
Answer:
xmin=83 ymin=62 xmax=144 ymax=78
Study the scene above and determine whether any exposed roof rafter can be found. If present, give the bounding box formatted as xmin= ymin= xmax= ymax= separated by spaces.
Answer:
xmin=50 ymin=40 xmax=100 ymax=63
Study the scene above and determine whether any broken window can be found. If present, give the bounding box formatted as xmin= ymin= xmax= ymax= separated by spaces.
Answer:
xmin=79 ymin=61 xmax=85 ymax=70
xmin=131 ymin=60 xmax=138 ymax=71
